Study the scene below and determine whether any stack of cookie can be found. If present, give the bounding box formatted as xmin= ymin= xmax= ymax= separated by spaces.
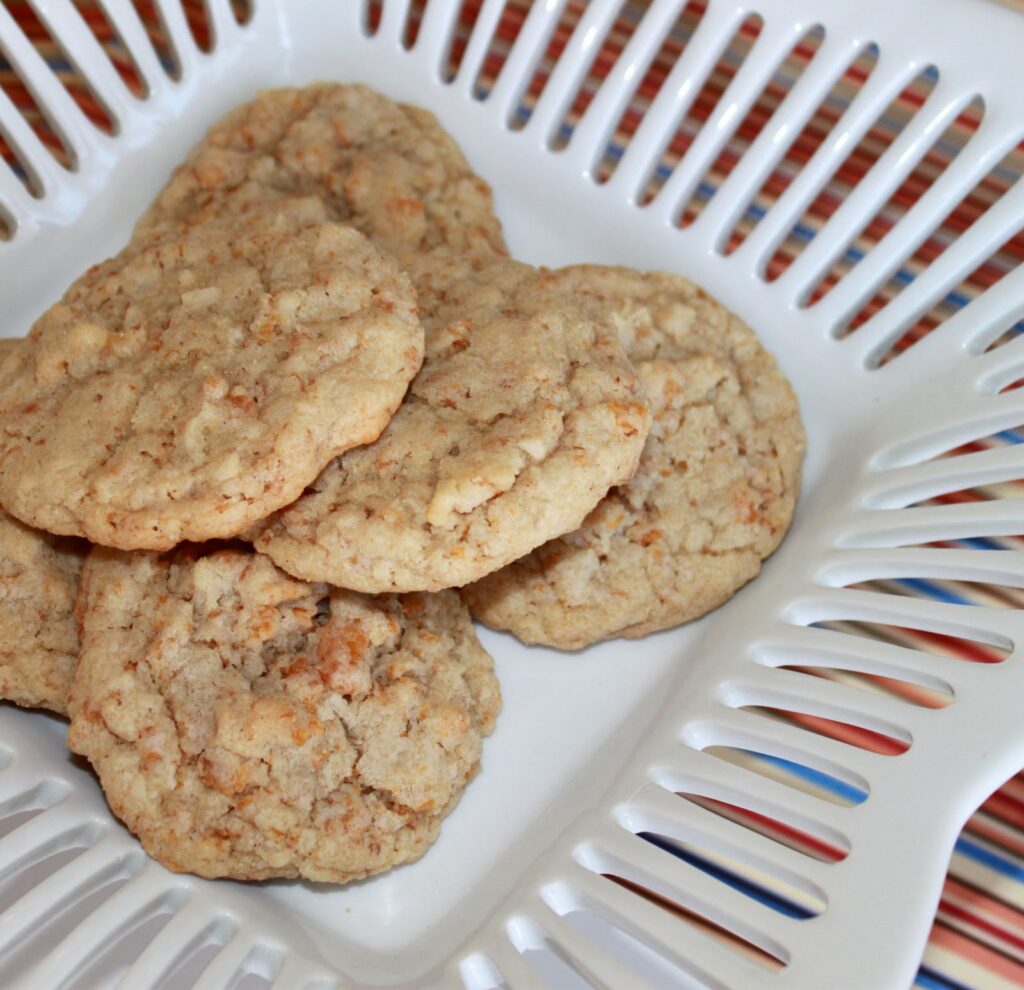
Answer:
xmin=0 ymin=84 xmax=805 ymax=885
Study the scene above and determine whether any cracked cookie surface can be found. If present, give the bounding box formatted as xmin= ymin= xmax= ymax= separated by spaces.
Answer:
xmin=0 ymin=507 xmax=84 ymax=714
xmin=67 ymin=545 xmax=500 ymax=882
xmin=254 ymin=253 xmax=651 ymax=592
xmin=462 ymin=266 xmax=805 ymax=649
xmin=0 ymin=197 xmax=423 ymax=549
xmin=140 ymin=83 xmax=506 ymax=261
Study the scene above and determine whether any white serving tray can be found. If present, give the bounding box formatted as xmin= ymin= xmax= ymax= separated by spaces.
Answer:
xmin=2 ymin=1 xmax=1024 ymax=987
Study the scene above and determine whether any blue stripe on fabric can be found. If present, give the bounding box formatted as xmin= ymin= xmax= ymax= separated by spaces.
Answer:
xmin=639 ymin=832 xmax=815 ymax=919
xmin=955 ymin=836 xmax=1024 ymax=881
xmin=915 ymin=966 xmax=976 ymax=990
xmin=957 ymin=537 xmax=1006 ymax=550
xmin=740 ymin=750 xmax=869 ymax=804
xmin=894 ymin=578 xmax=973 ymax=606
xmin=44 ymin=58 xmax=72 ymax=72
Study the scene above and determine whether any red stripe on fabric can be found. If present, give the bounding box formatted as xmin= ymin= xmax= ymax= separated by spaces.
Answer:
xmin=929 ymin=921 xmax=1024 ymax=981
xmin=686 ymin=795 xmax=848 ymax=862
xmin=938 ymin=899 xmax=1024 ymax=956
xmin=756 ymin=709 xmax=910 ymax=755
xmin=945 ymin=877 xmax=1024 ymax=928
xmin=984 ymin=792 xmax=1024 ymax=831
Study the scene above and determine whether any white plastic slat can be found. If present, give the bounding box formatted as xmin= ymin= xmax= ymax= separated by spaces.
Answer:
xmin=875 ymin=309 xmax=1024 ymax=394
xmin=0 ymin=84 xmax=70 ymax=198
xmin=850 ymin=159 xmax=1024 ymax=367
xmin=788 ymin=582 xmax=1020 ymax=637
xmin=531 ymin=893 xmax=666 ymax=990
xmin=734 ymin=59 xmax=924 ymax=278
xmin=657 ymin=745 xmax=855 ymax=844
xmin=27 ymin=0 xmax=139 ymax=127
xmin=93 ymin=0 xmax=174 ymax=95
xmin=842 ymin=113 xmax=1021 ymax=333
xmin=818 ymin=546 xmax=1024 ymax=587
xmin=520 ymin=0 xmax=622 ymax=147
xmin=754 ymin=622 xmax=980 ymax=694
xmin=974 ymin=323 xmax=1024 ymax=396
xmin=688 ymin=703 xmax=889 ymax=791
xmin=837 ymin=498 xmax=1024 ymax=551
xmin=0 ymin=161 xmax=34 ymax=229
xmin=721 ymin=664 xmax=919 ymax=743
xmin=814 ymin=106 xmax=1018 ymax=336
xmin=1 ymin=1 xmax=1024 ymax=988
xmin=148 ymin=0 xmax=201 ymax=79
xmin=451 ymin=0 xmax=513 ymax=96
xmin=779 ymin=78 xmax=974 ymax=307
xmin=861 ymin=443 xmax=1024 ymax=509
xmin=561 ymin=857 xmax=777 ymax=990
xmin=0 ymin=801 xmax=99 ymax=874
xmin=624 ymin=783 xmax=834 ymax=895
xmin=960 ymin=267 xmax=1024 ymax=360
xmin=413 ymin=0 xmax=469 ymax=78
xmin=593 ymin=827 xmax=827 ymax=969
xmin=569 ymin=0 xmax=683 ymax=174
xmin=377 ymin=0 xmax=413 ymax=48
xmin=458 ymin=950 xmax=505 ymax=990
xmin=0 ymin=838 xmax=132 ymax=956
xmin=873 ymin=388 xmax=1024 ymax=469
xmin=487 ymin=0 xmax=569 ymax=126
xmin=488 ymin=935 xmax=547 ymax=990
xmin=268 ymin=954 xmax=331 ymax=990
xmin=695 ymin=30 xmax=861 ymax=252
xmin=203 ymin=0 xmax=243 ymax=51
xmin=606 ymin=0 xmax=746 ymax=203
xmin=0 ymin=3 xmax=98 ymax=163
xmin=115 ymin=901 xmax=228 ymax=990
xmin=0 ymin=767 xmax=52 ymax=809
xmin=652 ymin=18 xmax=807 ymax=228
xmin=192 ymin=934 xmax=261 ymax=990
xmin=16 ymin=865 xmax=184 ymax=990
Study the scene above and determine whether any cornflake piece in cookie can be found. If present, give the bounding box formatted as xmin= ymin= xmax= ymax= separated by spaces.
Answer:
xmin=462 ymin=266 xmax=805 ymax=649
xmin=255 ymin=253 xmax=652 ymax=592
xmin=0 ymin=196 xmax=423 ymax=549
xmin=67 ymin=545 xmax=500 ymax=883
xmin=0 ymin=507 xmax=84 ymax=714
xmin=140 ymin=83 xmax=506 ymax=261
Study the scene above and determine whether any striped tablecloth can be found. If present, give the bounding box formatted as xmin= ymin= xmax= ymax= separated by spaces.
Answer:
xmin=2 ymin=2 xmax=1023 ymax=987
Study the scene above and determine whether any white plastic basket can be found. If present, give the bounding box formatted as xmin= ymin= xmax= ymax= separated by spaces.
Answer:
xmin=2 ymin=0 xmax=1024 ymax=987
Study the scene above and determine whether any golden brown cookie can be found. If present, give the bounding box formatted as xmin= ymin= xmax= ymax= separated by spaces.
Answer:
xmin=0 ymin=197 xmax=423 ymax=549
xmin=140 ymin=83 xmax=506 ymax=261
xmin=67 ymin=545 xmax=500 ymax=883
xmin=254 ymin=253 xmax=652 ymax=592
xmin=462 ymin=266 xmax=805 ymax=648
xmin=0 ymin=507 xmax=84 ymax=714
xmin=0 ymin=337 xmax=21 ymax=361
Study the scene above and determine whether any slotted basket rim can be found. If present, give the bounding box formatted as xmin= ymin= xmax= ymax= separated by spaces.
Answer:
xmin=2 ymin=1 xmax=1024 ymax=988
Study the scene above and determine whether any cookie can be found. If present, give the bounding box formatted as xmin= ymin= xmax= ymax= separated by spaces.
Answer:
xmin=0 ymin=196 xmax=423 ymax=549
xmin=462 ymin=266 xmax=805 ymax=648
xmin=254 ymin=253 xmax=652 ymax=592
xmin=0 ymin=508 xmax=84 ymax=714
xmin=67 ymin=545 xmax=500 ymax=883
xmin=140 ymin=83 xmax=506 ymax=261
xmin=0 ymin=338 xmax=21 ymax=392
